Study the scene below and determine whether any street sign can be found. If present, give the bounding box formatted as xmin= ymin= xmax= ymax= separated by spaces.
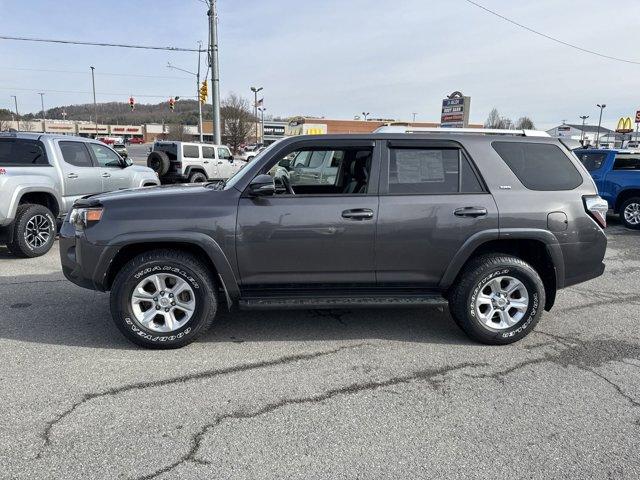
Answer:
xmin=635 ymin=110 xmax=640 ymax=124
xmin=440 ymin=91 xmax=470 ymax=128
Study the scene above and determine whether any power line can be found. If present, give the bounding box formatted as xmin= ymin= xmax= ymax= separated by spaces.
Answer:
xmin=0 ymin=86 xmax=195 ymax=99
xmin=3 ymin=66 xmax=191 ymax=80
xmin=0 ymin=35 xmax=205 ymax=52
xmin=463 ymin=0 xmax=640 ymax=66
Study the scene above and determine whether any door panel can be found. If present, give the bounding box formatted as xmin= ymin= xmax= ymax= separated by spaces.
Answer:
xmin=237 ymin=195 xmax=378 ymax=285
xmin=201 ymin=146 xmax=218 ymax=179
xmin=376 ymin=194 xmax=498 ymax=284
xmin=57 ymin=141 xmax=103 ymax=209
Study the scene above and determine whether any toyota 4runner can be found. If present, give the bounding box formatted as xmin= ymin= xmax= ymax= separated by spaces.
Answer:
xmin=0 ymin=132 xmax=159 ymax=258
xmin=60 ymin=128 xmax=607 ymax=348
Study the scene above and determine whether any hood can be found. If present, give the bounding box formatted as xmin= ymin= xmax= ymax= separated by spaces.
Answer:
xmin=74 ymin=183 xmax=218 ymax=207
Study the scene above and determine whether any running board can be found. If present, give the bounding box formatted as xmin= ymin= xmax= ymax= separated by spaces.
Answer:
xmin=238 ymin=294 xmax=447 ymax=310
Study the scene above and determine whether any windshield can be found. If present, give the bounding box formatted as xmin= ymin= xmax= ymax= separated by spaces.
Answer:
xmin=224 ymin=140 xmax=283 ymax=190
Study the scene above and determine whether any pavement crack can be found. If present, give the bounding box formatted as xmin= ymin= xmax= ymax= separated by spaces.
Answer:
xmin=587 ymin=368 xmax=640 ymax=408
xmin=36 ymin=342 xmax=369 ymax=459
xmin=134 ymin=361 xmax=486 ymax=480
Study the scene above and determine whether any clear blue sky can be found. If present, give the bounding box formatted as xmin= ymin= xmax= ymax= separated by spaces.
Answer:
xmin=1 ymin=0 xmax=639 ymax=129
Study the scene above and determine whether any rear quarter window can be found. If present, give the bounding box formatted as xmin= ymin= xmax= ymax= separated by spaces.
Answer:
xmin=576 ymin=152 xmax=607 ymax=172
xmin=0 ymin=138 xmax=49 ymax=166
xmin=613 ymin=155 xmax=640 ymax=170
xmin=492 ymin=141 xmax=583 ymax=191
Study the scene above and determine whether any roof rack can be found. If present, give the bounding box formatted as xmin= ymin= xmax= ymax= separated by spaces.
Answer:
xmin=373 ymin=125 xmax=550 ymax=137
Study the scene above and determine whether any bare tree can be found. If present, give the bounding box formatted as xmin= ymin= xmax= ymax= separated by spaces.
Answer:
xmin=19 ymin=120 xmax=35 ymax=132
xmin=484 ymin=108 xmax=514 ymax=129
xmin=515 ymin=116 xmax=536 ymax=130
xmin=221 ymin=93 xmax=255 ymax=153
xmin=166 ymin=123 xmax=189 ymax=141
xmin=0 ymin=108 xmax=12 ymax=131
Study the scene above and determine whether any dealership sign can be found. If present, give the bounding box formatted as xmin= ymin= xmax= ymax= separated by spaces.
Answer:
xmin=440 ymin=91 xmax=470 ymax=128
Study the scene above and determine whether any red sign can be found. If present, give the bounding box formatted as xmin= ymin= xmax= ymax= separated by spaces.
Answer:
xmin=0 ymin=168 xmax=6 ymax=175
xmin=635 ymin=110 xmax=640 ymax=124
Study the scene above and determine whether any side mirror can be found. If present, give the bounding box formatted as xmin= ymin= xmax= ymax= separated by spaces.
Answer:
xmin=124 ymin=157 xmax=133 ymax=167
xmin=229 ymin=155 xmax=234 ymax=161
xmin=248 ymin=174 xmax=276 ymax=196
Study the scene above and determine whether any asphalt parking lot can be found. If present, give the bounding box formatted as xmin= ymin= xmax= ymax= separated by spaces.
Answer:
xmin=0 ymin=220 xmax=639 ymax=479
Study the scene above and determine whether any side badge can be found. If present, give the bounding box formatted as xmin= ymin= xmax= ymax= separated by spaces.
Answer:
xmin=499 ymin=185 xmax=512 ymax=190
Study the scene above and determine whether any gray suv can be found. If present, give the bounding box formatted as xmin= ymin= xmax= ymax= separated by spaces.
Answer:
xmin=0 ymin=133 xmax=159 ymax=257
xmin=59 ymin=129 xmax=608 ymax=348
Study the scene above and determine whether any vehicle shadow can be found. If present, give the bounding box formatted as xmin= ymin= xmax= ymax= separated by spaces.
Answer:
xmin=0 ymin=271 xmax=470 ymax=349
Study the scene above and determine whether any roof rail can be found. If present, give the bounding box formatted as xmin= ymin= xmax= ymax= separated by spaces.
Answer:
xmin=373 ymin=125 xmax=550 ymax=137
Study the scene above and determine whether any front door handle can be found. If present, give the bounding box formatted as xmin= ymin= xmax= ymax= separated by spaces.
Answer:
xmin=454 ymin=206 xmax=487 ymax=218
xmin=342 ymin=208 xmax=374 ymax=220
xmin=67 ymin=173 xmax=78 ymax=179
xmin=101 ymin=172 xmax=112 ymax=178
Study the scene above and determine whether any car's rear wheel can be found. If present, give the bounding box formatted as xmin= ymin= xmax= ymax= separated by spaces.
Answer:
xmin=7 ymin=204 xmax=56 ymax=258
xmin=110 ymin=249 xmax=217 ymax=349
xmin=188 ymin=171 xmax=208 ymax=183
xmin=448 ymin=254 xmax=545 ymax=344
xmin=147 ymin=151 xmax=170 ymax=176
xmin=621 ymin=197 xmax=640 ymax=230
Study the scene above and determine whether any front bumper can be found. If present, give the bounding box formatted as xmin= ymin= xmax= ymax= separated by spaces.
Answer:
xmin=59 ymin=220 xmax=117 ymax=292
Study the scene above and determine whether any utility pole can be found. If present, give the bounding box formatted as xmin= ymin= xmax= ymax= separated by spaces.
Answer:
xmin=10 ymin=95 xmax=19 ymax=129
xmin=258 ymin=106 xmax=266 ymax=144
xmin=579 ymin=115 xmax=589 ymax=145
xmin=90 ymin=66 xmax=98 ymax=138
xmin=39 ymin=92 xmax=46 ymax=133
xmin=250 ymin=86 xmax=263 ymax=143
xmin=412 ymin=112 xmax=417 ymax=122
xmin=207 ymin=0 xmax=221 ymax=144
xmin=595 ymin=104 xmax=606 ymax=148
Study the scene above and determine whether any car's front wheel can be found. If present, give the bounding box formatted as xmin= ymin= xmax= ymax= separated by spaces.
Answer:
xmin=621 ymin=197 xmax=640 ymax=230
xmin=448 ymin=254 xmax=545 ymax=345
xmin=110 ymin=249 xmax=217 ymax=349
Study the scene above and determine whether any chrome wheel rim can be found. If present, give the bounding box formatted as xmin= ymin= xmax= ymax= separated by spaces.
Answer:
xmin=474 ymin=275 xmax=529 ymax=330
xmin=130 ymin=273 xmax=196 ymax=333
xmin=623 ymin=202 xmax=640 ymax=225
xmin=24 ymin=214 xmax=52 ymax=249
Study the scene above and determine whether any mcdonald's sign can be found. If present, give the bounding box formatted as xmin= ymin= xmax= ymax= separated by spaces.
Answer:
xmin=616 ymin=117 xmax=633 ymax=133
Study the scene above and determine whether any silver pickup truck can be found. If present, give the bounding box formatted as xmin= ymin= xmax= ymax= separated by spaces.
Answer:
xmin=0 ymin=132 xmax=159 ymax=258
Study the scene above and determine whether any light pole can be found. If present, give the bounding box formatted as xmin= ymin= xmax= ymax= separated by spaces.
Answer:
xmin=579 ymin=115 xmax=589 ymax=145
xmin=258 ymin=106 xmax=266 ymax=144
xmin=167 ymin=48 xmax=204 ymax=142
xmin=362 ymin=112 xmax=370 ymax=121
xmin=412 ymin=112 xmax=417 ymax=122
xmin=595 ymin=104 xmax=606 ymax=148
xmin=39 ymin=92 xmax=46 ymax=133
xmin=207 ymin=0 xmax=221 ymax=144
xmin=10 ymin=95 xmax=19 ymax=129
xmin=90 ymin=66 xmax=98 ymax=138
xmin=250 ymin=86 xmax=263 ymax=143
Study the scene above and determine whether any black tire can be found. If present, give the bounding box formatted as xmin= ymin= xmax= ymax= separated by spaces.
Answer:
xmin=188 ymin=171 xmax=208 ymax=183
xmin=147 ymin=151 xmax=170 ymax=176
xmin=7 ymin=204 xmax=56 ymax=258
xmin=448 ymin=254 xmax=545 ymax=345
xmin=110 ymin=249 xmax=218 ymax=349
xmin=620 ymin=197 xmax=640 ymax=230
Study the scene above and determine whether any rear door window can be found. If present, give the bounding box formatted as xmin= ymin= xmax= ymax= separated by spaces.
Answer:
xmin=492 ymin=141 xmax=583 ymax=191
xmin=0 ymin=138 xmax=49 ymax=166
xmin=183 ymin=145 xmax=200 ymax=158
xmin=576 ymin=152 xmax=607 ymax=172
xmin=59 ymin=141 xmax=94 ymax=167
xmin=202 ymin=146 xmax=215 ymax=159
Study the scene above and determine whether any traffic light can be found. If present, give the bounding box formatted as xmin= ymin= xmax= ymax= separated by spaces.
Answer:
xmin=168 ymin=97 xmax=175 ymax=111
xmin=129 ymin=96 xmax=135 ymax=111
xmin=199 ymin=81 xmax=208 ymax=103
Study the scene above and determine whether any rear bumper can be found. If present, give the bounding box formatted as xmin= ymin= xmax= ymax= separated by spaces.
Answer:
xmin=558 ymin=227 xmax=607 ymax=289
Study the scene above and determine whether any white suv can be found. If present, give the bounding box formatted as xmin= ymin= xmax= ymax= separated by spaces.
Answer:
xmin=147 ymin=141 xmax=246 ymax=183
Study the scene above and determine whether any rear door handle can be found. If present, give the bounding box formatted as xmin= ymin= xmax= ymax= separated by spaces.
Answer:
xmin=342 ymin=208 xmax=374 ymax=220
xmin=67 ymin=173 xmax=78 ymax=179
xmin=101 ymin=172 xmax=111 ymax=178
xmin=454 ymin=206 xmax=487 ymax=218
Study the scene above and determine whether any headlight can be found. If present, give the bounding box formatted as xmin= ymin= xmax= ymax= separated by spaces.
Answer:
xmin=69 ymin=207 xmax=103 ymax=229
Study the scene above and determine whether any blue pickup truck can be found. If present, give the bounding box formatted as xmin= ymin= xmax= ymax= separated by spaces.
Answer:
xmin=574 ymin=149 xmax=640 ymax=229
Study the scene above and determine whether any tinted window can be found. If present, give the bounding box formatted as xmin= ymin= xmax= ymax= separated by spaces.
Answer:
xmin=59 ymin=141 xmax=93 ymax=168
xmin=389 ymin=148 xmax=483 ymax=194
xmin=0 ymin=139 xmax=49 ymax=166
xmin=492 ymin=142 xmax=583 ymax=191
xmin=613 ymin=155 xmax=640 ymax=170
xmin=307 ymin=151 xmax=326 ymax=169
xmin=89 ymin=143 xmax=122 ymax=168
xmin=202 ymin=146 xmax=215 ymax=159
xmin=183 ymin=145 xmax=200 ymax=158
xmin=576 ymin=152 xmax=607 ymax=172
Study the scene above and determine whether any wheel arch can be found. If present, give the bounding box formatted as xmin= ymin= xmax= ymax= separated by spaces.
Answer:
xmin=614 ymin=188 xmax=640 ymax=213
xmin=440 ymin=230 xmax=562 ymax=311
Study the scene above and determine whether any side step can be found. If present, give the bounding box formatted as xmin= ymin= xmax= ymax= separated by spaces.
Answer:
xmin=238 ymin=294 xmax=447 ymax=310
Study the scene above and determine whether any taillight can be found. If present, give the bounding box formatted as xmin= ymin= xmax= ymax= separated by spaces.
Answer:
xmin=583 ymin=195 xmax=608 ymax=229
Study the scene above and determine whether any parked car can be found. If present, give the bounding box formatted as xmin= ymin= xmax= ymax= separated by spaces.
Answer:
xmin=60 ymin=128 xmax=607 ymax=349
xmin=127 ymin=137 xmax=145 ymax=144
xmin=0 ymin=132 xmax=159 ymax=257
xmin=146 ymin=141 xmax=246 ymax=184
xmin=112 ymin=143 xmax=128 ymax=159
xmin=238 ymin=145 xmax=266 ymax=162
xmin=574 ymin=148 xmax=640 ymax=229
